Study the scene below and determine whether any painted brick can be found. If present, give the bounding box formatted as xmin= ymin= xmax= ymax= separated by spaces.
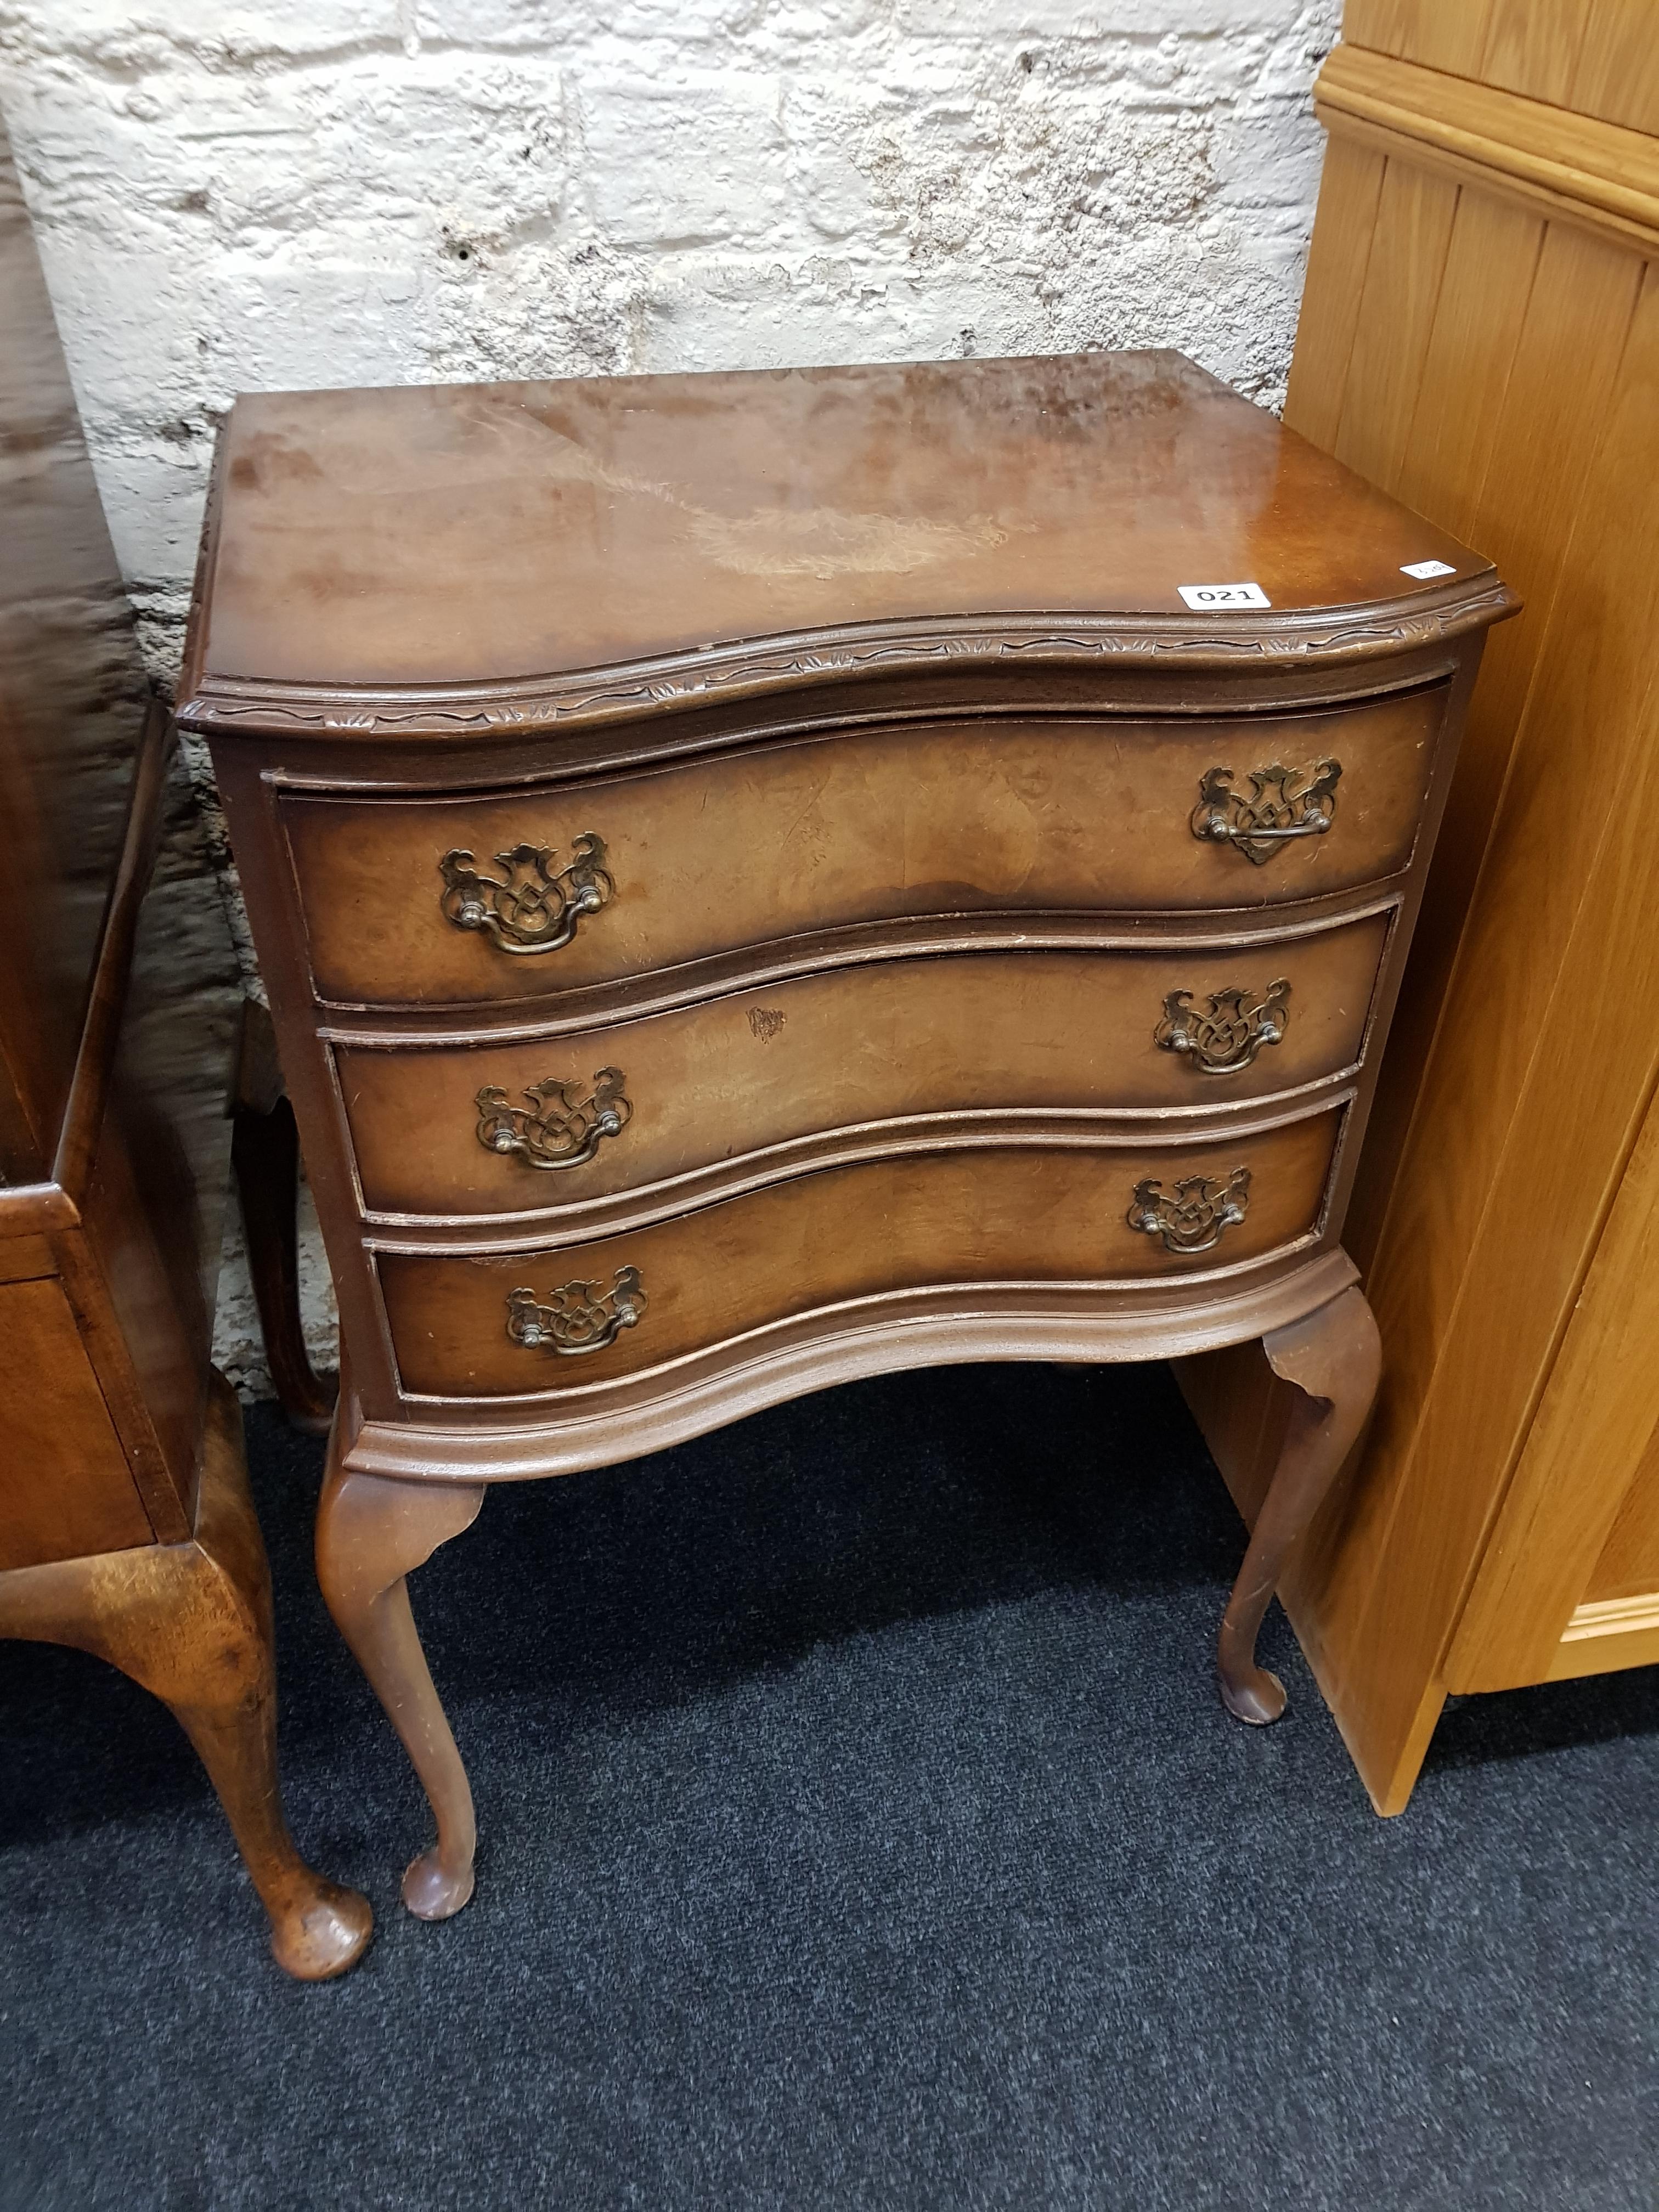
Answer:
xmin=580 ymin=72 xmax=792 ymax=247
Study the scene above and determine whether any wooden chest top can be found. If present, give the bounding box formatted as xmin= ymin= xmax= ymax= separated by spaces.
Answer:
xmin=178 ymin=351 xmax=1502 ymax=730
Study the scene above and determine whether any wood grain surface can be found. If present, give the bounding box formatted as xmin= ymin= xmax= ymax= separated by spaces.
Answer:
xmin=0 ymin=1275 xmax=154 ymax=1567
xmin=283 ymin=698 xmax=1445 ymax=1010
xmin=1588 ymin=1448 xmax=1659 ymax=1606
xmin=0 ymin=112 xmax=361 ymax=1973
xmin=335 ymin=918 xmax=1389 ymax=1222
xmin=1184 ymin=6 xmax=1659 ymax=1812
xmin=1321 ymin=26 xmax=1659 ymax=256
xmin=182 ymin=352 xmax=1485 ymax=701
xmin=1344 ymin=0 xmax=1659 ymax=134
xmin=0 ymin=1376 xmax=372 ymax=1977
xmin=376 ymin=1111 xmax=1343 ymax=1400
xmin=1445 ymin=1080 xmax=1659 ymax=1687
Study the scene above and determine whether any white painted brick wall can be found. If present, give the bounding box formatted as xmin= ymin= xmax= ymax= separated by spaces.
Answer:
xmin=0 ymin=0 xmax=1339 ymax=1394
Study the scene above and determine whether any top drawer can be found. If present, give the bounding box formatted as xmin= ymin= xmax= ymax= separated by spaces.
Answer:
xmin=281 ymin=691 xmax=1447 ymax=1009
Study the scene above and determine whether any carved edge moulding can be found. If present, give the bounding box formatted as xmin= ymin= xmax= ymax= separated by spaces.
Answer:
xmin=175 ymin=578 xmax=1517 ymax=741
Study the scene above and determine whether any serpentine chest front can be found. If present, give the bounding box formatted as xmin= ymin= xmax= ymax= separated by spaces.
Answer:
xmin=180 ymin=351 xmax=1513 ymax=1922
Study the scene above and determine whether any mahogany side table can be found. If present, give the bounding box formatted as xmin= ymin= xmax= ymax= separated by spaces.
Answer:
xmin=0 ymin=115 xmax=369 ymax=1980
xmin=179 ymin=353 xmax=1515 ymax=1920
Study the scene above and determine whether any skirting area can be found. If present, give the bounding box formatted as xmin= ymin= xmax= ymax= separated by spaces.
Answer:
xmin=3 ymin=1367 xmax=1655 ymax=2210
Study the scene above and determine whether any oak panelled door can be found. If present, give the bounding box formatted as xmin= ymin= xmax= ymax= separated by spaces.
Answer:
xmin=1178 ymin=0 xmax=1659 ymax=1814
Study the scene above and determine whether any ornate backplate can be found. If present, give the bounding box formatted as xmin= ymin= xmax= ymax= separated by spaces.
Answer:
xmin=1154 ymin=980 xmax=1291 ymax=1075
xmin=1127 ymin=1166 xmax=1251 ymax=1254
xmin=475 ymin=1068 xmax=631 ymax=1171
xmin=505 ymin=1267 xmax=647 ymax=1355
xmin=438 ymin=833 xmax=613 ymax=953
xmin=1190 ymin=760 xmax=1341 ymax=865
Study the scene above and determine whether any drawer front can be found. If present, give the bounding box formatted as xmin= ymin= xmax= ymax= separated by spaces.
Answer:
xmin=284 ymin=692 xmax=1444 ymax=1008
xmin=339 ymin=917 xmax=1387 ymax=1220
xmin=376 ymin=1109 xmax=1342 ymax=1399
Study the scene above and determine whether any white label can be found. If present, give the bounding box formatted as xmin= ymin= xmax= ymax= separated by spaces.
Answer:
xmin=1401 ymin=559 xmax=1457 ymax=579
xmin=1177 ymin=581 xmax=1271 ymax=611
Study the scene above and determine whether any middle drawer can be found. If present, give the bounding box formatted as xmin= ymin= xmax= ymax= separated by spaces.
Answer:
xmin=334 ymin=914 xmax=1389 ymax=1222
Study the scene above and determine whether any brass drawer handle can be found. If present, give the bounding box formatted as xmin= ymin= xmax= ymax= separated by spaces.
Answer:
xmin=505 ymin=1267 xmax=646 ymax=1356
xmin=475 ymin=1069 xmax=631 ymax=1171
xmin=1128 ymin=1166 xmax=1251 ymax=1254
xmin=438 ymin=834 xmax=613 ymax=954
xmin=1154 ymin=980 xmax=1290 ymax=1075
xmin=1191 ymin=760 xmax=1341 ymax=865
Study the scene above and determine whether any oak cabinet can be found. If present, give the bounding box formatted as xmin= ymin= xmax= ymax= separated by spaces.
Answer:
xmin=1179 ymin=0 xmax=1659 ymax=1812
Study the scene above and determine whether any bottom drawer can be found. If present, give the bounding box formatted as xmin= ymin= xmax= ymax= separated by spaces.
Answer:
xmin=377 ymin=1109 xmax=1342 ymax=1400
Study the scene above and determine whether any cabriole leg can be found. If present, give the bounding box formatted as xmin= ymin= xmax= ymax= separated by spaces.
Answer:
xmin=1218 ymin=1283 xmax=1382 ymax=1725
xmin=315 ymin=1409 xmax=484 ymax=1921
xmin=0 ymin=1374 xmax=373 ymax=1980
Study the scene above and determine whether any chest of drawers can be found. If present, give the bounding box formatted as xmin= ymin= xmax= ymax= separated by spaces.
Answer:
xmin=179 ymin=352 xmax=1514 ymax=1921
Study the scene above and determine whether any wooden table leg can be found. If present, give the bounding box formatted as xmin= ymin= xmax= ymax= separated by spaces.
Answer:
xmin=0 ymin=1374 xmax=373 ymax=1979
xmin=230 ymin=999 xmax=336 ymax=1436
xmin=315 ymin=1404 xmax=484 ymax=1921
xmin=1218 ymin=1282 xmax=1382 ymax=1725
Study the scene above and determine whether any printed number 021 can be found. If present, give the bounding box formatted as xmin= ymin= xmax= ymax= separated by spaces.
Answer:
xmin=1178 ymin=582 xmax=1272 ymax=611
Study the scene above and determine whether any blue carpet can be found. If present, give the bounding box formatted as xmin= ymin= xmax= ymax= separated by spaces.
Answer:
xmin=2 ymin=1365 xmax=1655 ymax=2210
